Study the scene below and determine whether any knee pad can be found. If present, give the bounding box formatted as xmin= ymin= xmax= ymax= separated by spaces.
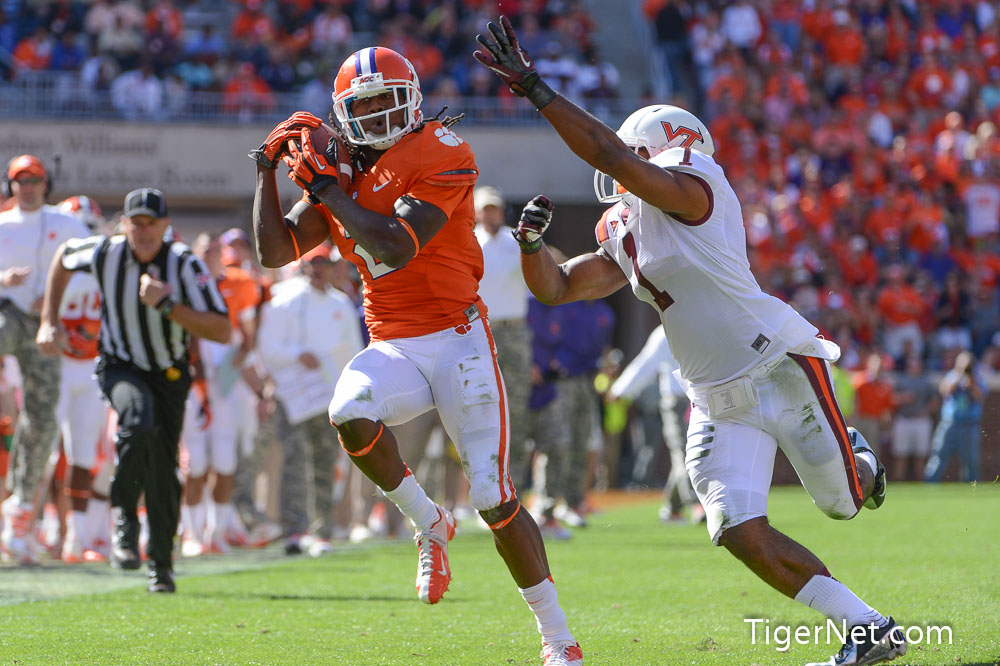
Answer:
xmin=467 ymin=470 xmax=510 ymax=512
xmin=329 ymin=389 xmax=380 ymax=428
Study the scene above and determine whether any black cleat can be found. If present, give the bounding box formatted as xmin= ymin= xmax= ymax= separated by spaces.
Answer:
xmin=284 ymin=534 xmax=302 ymax=555
xmin=848 ymin=427 xmax=885 ymax=510
xmin=147 ymin=563 xmax=175 ymax=593
xmin=110 ymin=515 xmax=141 ymax=570
xmin=805 ymin=617 xmax=907 ymax=666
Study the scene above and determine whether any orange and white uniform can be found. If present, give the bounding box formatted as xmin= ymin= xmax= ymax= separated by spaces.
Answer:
xmin=55 ymin=273 xmax=107 ymax=470
xmin=324 ymin=121 xmax=516 ymax=510
xmin=183 ymin=267 xmax=261 ymax=477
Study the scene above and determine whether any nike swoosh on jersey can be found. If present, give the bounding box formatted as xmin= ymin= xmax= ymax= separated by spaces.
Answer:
xmin=372 ymin=181 xmax=390 ymax=192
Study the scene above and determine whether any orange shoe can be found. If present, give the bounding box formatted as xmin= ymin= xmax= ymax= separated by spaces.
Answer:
xmin=82 ymin=548 xmax=108 ymax=563
xmin=414 ymin=505 xmax=455 ymax=604
xmin=541 ymin=641 xmax=583 ymax=666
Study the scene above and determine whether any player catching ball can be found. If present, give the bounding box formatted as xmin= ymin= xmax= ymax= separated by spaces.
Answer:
xmin=249 ymin=46 xmax=583 ymax=666
xmin=476 ymin=16 xmax=905 ymax=666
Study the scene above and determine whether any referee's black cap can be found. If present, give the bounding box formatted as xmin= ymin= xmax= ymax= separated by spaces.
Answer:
xmin=123 ymin=188 xmax=168 ymax=219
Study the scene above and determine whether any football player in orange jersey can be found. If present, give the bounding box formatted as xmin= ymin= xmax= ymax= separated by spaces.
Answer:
xmin=180 ymin=232 xmax=261 ymax=556
xmin=53 ymin=196 xmax=109 ymax=562
xmin=250 ymin=46 xmax=581 ymax=664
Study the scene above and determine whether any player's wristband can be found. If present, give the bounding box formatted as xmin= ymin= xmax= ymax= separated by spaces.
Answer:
xmin=512 ymin=228 xmax=543 ymax=254
xmin=522 ymin=74 xmax=557 ymax=110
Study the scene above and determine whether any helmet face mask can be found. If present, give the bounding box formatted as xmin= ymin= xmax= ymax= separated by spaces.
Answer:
xmin=594 ymin=105 xmax=715 ymax=205
xmin=332 ymin=47 xmax=423 ymax=150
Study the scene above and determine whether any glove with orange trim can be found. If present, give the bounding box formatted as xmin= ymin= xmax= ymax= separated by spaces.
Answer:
xmin=283 ymin=128 xmax=340 ymax=196
xmin=249 ymin=111 xmax=323 ymax=170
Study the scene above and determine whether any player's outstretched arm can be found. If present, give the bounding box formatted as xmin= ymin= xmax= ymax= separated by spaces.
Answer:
xmin=475 ymin=16 xmax=708 ymax=221
xmin=515 ymin=195 xmax=627 ymax=305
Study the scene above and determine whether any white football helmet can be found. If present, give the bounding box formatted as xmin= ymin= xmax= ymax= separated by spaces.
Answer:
xmin=594 ymin=105 xmax=715 ymax=204
xmin=59 ymin=195 xmax=105 ymax=233
xmin=332 ymin=47 xmax=423 ymax=150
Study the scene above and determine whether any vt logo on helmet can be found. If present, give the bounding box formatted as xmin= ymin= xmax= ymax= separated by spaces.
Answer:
xmin=332 ymin=47 xmax=423 ymax=150
xmin=595 ymin=105 xmax=715 ymax=204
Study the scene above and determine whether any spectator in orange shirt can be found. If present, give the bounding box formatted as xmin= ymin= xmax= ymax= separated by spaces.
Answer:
xmin=836 ymin=235 xmax=879 ymax=288
xmin=851 ymin=352 xmax=895 ymax=453
xmin=146 ymin=0 xmax=183 ymax=41
xmin=13 ymin=26 xmax=54 ymax=73
xmin=907 ymin=53 xmax=952 ymax=108
xmin=877 ymin=265 xmax=928 ymax=359
xmin=823 ymin=11 xmax=866 ymax=67
xmin=232 ymin=0 xmax=275 ymax=43
xmin=223 ymin=62 xmax=275 ymax=121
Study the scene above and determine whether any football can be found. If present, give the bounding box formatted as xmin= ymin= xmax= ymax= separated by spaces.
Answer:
xmin=290 ymin=122 xmax=354 ymax=191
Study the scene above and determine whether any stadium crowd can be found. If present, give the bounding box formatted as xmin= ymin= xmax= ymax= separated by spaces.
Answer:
xmin=1 ymin=0 xmax=998 ymax=568
xmin=0 ymin=0 xmax=618 ymax=120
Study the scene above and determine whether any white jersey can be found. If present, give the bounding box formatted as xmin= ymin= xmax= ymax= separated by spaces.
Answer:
xmin=596 ymin=147 xmax=817 ymax=388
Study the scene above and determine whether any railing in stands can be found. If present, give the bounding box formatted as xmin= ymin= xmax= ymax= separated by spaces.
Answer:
xmin=0 ymin=71 xmax=634 ymax=126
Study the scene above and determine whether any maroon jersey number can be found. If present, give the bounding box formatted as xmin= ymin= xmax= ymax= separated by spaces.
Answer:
xmin=622 ymin=232 xmax=674 ymax=311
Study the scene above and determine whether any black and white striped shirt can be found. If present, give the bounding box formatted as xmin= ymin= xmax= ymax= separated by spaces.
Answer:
xmin=61 ymin=234 xmax=228 ymax=372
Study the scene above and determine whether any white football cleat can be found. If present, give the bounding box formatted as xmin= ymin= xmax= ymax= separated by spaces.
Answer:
xmin=541 ymin=640 xmax=584 ymax=666
xmin=308 ymin=538 xmax=334 ymax=558
xmin=180 ymin=531 xmax=204 ymax=558
xmin=0 ymin=497 xmax=42 ymax=564
xmin=414 ymin=505 xmax=456 ymax=604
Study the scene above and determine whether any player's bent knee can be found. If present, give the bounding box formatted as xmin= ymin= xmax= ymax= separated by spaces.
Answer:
xmin=716 ymin=514 xmax=769 ymax=550
xmin=328 ymin=390 xmax=379 ymax=427
xmin=479 ymin=499 xmax=520 ymax=529
xmin=335 ymin=418 xmax=384 ymax=456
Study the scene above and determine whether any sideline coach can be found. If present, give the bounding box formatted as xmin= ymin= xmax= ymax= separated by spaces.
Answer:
xmin=36 ymin=188 xmax=230 ymax=592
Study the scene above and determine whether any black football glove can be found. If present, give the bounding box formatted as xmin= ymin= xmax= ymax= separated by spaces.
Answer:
xmin=474 ymin=15 xmax=556 ymax=110
xmin=513 ymin=195 xmax=553 ymax=254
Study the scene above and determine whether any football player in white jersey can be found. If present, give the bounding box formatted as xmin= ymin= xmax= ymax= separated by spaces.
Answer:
xmin=477 ymin=17 xmax=906 ymax=666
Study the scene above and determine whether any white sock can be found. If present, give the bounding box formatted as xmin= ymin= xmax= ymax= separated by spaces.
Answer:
xmin=189 ymin=502 xmax=207 ymax=540
xmin=519 ymin=576 xmax=575 ymax=644
xmin=67 ymin=510 xmax=88 ymax=547
xmin=86 ymin=498 xmax=110 ymax=545
xmin=381 ymin=472 xmax=439 ymax=532
xmin=209 ymin=501 xmax=232 ymax=540
xmin=795 ymin=574 xmax=886 ymax=628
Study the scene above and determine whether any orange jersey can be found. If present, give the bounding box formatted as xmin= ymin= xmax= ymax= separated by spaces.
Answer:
xmin=216 ymin=267 xmax=261 ymax=329
xmin=61 ymin=280 xmax=102 ymax=360
xmin=315 ymin=121 xmax=482 ymax=342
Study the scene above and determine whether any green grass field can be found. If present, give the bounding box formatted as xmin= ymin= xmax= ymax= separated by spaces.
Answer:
xmin=1 ymin=483 xmax=997 ymax=666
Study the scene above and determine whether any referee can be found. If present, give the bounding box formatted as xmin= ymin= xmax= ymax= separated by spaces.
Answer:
xmin=36 ymin=188 xmax=230 ymax=593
